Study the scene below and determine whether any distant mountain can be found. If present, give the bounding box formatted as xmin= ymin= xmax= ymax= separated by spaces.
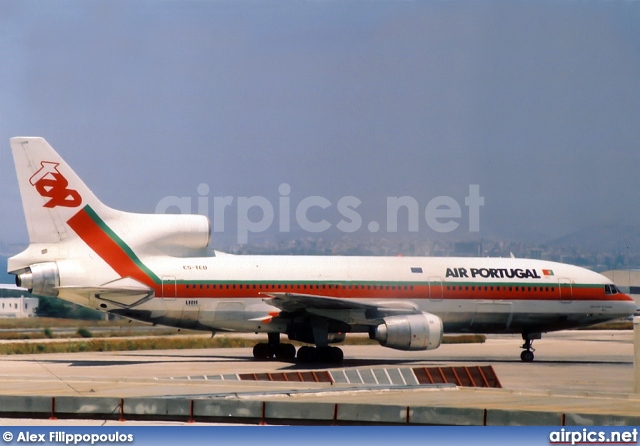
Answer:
xmin=547 ymin=224 xmax=640 ymax=254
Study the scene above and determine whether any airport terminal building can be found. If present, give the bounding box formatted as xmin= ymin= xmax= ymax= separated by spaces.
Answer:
xmin=0 ymin=284 xmax=38 ymax=318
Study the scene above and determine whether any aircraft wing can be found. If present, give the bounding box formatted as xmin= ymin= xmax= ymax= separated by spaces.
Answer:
xmin=263 ymin=292 xmax=420 ymax=325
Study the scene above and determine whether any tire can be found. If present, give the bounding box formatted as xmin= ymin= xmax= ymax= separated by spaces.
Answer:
xmin=328 ymin=346 xmax=343 ymax=363
xmin=520 ymin=350 xmax=534 ymax=362
xmin=297 ymin=346 xmax=317 ymax=363
xmin=253 ymin=343 xmax=273 ymax=360
xmin=316 ymin=346 xmax=343 ymax=363
xmin=275 ymin=343 xmax=296 ymax=360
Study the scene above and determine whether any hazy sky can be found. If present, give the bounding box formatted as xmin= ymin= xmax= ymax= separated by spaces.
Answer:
xmin=1 ymin=0 xmax=640 ymax=247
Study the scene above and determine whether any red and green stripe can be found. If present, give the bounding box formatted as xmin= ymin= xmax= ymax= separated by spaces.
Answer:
xmin=66 ymin=205 xmax=160 ymax=288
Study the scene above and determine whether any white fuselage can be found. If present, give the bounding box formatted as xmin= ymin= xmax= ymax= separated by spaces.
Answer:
xmin=44 ymin=250 xmax=633 ymax=337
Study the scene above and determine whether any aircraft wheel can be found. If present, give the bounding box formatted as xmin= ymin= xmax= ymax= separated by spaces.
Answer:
xmin=328 ymin=346 xmax=343 ymax=363
xmin=275 ymin=343 xmax=296 ymax=360
xmin=297 ymin=346 xmax=317 ymax=363
xmin=316 ymin=346 xmax=343 ymax=363
xmin=253 ymin=343 xmax=274 ymax=360
xmin=520 ymin=350 xmax=534 ymax=362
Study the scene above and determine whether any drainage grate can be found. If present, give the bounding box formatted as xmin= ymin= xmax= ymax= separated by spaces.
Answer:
xmin=412 ymin=365 xmax=501 ymax=388
xmin=159 ymin=365 xmax=501 ymax=388
xmin=238 ymin=370 xmax=334 ymax=383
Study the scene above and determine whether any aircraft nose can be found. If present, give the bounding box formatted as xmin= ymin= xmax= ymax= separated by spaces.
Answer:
xmin=618 ymin=292 xmax=638 ymax=316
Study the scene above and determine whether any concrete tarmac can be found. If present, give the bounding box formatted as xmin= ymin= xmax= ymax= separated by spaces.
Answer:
xmin=0 ymin=330 xmax=638 ymax=424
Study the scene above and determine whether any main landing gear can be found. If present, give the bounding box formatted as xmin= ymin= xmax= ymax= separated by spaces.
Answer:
xmin=297 ymin=345 xmax=344 ymax=363
xmin=520 ymin=333 xmax=541 ymax=362
xmin=252 ymin=333 xmax=344 ymax=363
xmin=252 ymin=332 xmax=296 ymax=361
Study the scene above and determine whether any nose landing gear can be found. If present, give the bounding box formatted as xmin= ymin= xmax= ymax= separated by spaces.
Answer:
xmin=520 ymin=333 xmax=540 ymax=362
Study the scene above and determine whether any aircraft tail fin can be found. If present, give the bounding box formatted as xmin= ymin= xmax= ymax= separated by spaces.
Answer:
xmin=10 ymin=137 xmax=210 ymax=259
xmin=10 ymin=137 xmax=111 ymax=244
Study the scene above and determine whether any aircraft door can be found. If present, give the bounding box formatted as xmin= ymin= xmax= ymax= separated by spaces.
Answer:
xmin=428 ymin=276 xmax=443 ymax=301
xmin=162 ymin=277 xmax=176 ymax=301
xmin=558 ymin=278 xmax=572 ymax=303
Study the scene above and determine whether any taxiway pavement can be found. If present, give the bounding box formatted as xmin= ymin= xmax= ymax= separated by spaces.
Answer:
xmin=0 ymin=330 xmax=637 ymax=424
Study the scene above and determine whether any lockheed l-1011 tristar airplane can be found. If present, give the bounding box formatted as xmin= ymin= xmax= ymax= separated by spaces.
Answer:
xmin=7 ymin=137 xmax=636 ymax=363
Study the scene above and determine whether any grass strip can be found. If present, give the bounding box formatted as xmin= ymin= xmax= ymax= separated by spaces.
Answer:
xmin=0 ymin=333 xmax=486 ymax=355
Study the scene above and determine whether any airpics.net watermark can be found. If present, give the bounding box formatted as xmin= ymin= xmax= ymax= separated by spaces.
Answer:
xmin=155 ymin=184 xmax=485 ymax=244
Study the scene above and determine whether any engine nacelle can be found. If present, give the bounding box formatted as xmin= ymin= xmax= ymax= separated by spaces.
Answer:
xmin=372 ymin=312 xmax=443 ymax=351
xmin=15 ymin=262 xmax=60 ymax=297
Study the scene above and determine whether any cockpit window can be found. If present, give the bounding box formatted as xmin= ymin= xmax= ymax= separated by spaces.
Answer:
xmin=604 ymin=284 xmax=619 ymax=295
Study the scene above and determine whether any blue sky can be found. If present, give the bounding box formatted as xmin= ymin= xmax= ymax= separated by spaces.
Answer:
xmin=1 ymin=0 xmax=640 ymax=247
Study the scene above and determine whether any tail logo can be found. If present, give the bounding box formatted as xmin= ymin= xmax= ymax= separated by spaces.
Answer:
xmin=29 ymin=161 xmax=82 ymax=208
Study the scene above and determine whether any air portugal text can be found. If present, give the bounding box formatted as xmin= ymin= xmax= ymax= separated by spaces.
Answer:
xmin=446 ymin=267 xmax=543 ymax=279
